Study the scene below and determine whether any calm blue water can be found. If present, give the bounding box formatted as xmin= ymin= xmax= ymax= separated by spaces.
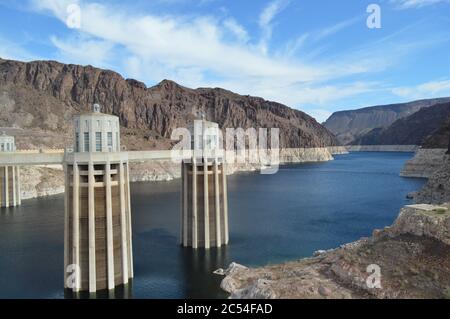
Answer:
xmin=0 ymin=152 xmax=425 ymax=298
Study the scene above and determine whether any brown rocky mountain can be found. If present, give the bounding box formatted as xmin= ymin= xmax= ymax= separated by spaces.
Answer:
xmin=351 ymin=102 xmax=450 ymax=147
xmin=422 ymin=116 xmax=450 ymax=150
xmin=0 ymin=58 xmax=338 ymax=150
xmin=324 ymin=97 xmax=450 ymax=145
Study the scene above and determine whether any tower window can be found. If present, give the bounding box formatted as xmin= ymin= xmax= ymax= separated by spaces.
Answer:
xmin=75 ymin=133 xmax=79 ymax=152
xmin=107 ymin=132 xmax=113 ymax=151
xmin=96 ymin=132 xmax=102 ymax=152
xmin=84 ymin=132 xmax=90 ymax=152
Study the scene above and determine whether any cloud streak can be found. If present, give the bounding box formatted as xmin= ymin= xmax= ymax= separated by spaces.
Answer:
xmin=258 ymin=0 xmax=289 ymax=54
xmin=314 ymin=16 xmax=362 ymax=41
xmin=34 ymin=0 xmax=328 ymax=83
xmin=390 ymin=0 xmax=450 ymax=9
xmin=392 ymin=79 xmax=450 ymax=99
xmin=223 ymin=18 xmax=249 ymax=43
xmin=18 ymin=0 xmax=450 ymax=122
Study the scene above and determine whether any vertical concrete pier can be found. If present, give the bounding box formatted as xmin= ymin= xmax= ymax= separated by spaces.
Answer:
xmin=181 ymin=119 xmax=229 ymax=249
xmin=64 ymin=104 xmax=133 ymax=293
xmin=0 ymin=132 xmax=20 ymax=208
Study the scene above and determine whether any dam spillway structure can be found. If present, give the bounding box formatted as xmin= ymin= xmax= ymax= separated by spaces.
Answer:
xmin=0 ymin=132 xmax=20 ymax=208
xmin=181 ymin=119 xmax=229 ymax=249
xmin=64 ymin=104 xmax=133 ymax=294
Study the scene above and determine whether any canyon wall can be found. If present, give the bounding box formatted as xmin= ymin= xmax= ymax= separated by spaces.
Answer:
xmin=324 ymin=98 xmax=450 ymax=145
xmin=352 ymin=102 xmax=450 ymax=147
xmin=413 ymin=141 xmax=450 ymax=204
xmin=0 ymin=58 xmax=338 ymax=151
xmin=400 ymin=148 xmax=448 ymax=178
xmin=0 ymin=58 xmax=345 ymax=200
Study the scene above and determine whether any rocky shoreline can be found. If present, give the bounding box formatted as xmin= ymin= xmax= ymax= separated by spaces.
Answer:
xmin=414 ymin=155 xmax=450 ymax=204
xmin=400 ymin=148 xmax=448 ymax=178
xmin=20 ymin=166 xmax=65 ymax=199
xmin=346 ymin=145 xmax=418 ymax=152
xmin=216 ymin=148 xmax=450 ymax=299
xmin=217 ymin=204 xmax=450 ymax=299
xmin=18 ymin=147 xmax=348 ymax=200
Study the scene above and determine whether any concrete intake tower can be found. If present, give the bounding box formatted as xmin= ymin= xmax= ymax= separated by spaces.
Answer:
xmin=0 ymin=132 xmax=20 ymax=208
xmin=64 ymin=104 xmax=133 ymax=294
xmin=181 ymin=119 xmax=229 ymax=249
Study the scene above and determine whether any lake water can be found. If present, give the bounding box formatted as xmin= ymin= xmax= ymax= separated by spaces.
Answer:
xmin=0 ymin=152 xmax=425 ymax=299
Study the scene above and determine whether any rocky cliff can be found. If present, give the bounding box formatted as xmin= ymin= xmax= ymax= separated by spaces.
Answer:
xmin=414 ymin=135 xmax=450 ymax=204
xmin=401 ymin=133 xmax=450 ymax=203
xmin=352 ymin=102 xmax=450 ymax=146
xmin=324 ymin=98 xmax=450 ymax=145
xmin=400 ymin=113 xmax=450 ymax=178
xmin=0 ymin=58 xmax=343 ymax=200
xmin=413 ymin=154 xmax=450 ymax=204
xmin=400 ymin=148 xmax=448 ymax=178
xmin=422 ymin=117 xmax=450 ymax=149
xmin=0 ymin=58 xmax=338 ymax=150
xmin=218 ymin=204 xmax=450 ymax=299
xmin=20 ymin=165 xmax=65 ymax=199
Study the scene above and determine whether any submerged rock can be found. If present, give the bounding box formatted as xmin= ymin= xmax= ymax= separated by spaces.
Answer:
xmin=214 ymin=262 xmax=248 ymax=276
xmin=406 ymin=192 xmax=417 ymax=199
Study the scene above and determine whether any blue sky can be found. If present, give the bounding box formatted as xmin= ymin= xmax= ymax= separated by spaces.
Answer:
xmin=0 ymin=0 xmax=450 ymax=122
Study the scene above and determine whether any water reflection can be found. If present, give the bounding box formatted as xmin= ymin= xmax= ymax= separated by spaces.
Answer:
xmin=0 ymin=152 xmax=425 ymax=298
xmin=179 ymin=247 xmax=229 ymax=299
xmin=64 ymin=282 xmax=133 ymax=299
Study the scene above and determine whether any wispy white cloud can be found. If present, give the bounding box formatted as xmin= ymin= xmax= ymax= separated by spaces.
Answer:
xmin=223 ymin=18 xmax=249 ymax=43
xmin=32 ymin=0 xmax=77 ymax=19
xmin=50 ymin=35 xmax=114 ymax=67
xmin=259 ymin=0 xmax=286 ymax=27
xmin=156 ymin=0 xmax=217 ymax=6
xmin=282 ymin=33 xmax=310 ymax=57
xmin=281 ymin=16 xmax=362 ymax=58
xmin=22 ymin=0 xmax=450 ymax=123
xmin=258 ymin=0 xmax=289 ymax=54
xmin=30 ymin=0 xmax=338 ymax=85
xmin=314 ymin=16 xmax=362 ymax=41
xmin=0 ymin=35 xmax=38 ymax=61
xmin=390 ymin=0 xmax=450 ymax=9
xmin=391 ymin=79 xmax=450 ymax=99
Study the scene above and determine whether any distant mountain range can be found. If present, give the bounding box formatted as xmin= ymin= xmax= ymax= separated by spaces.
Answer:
xmin=324 ymin=97 xmax=450 ymax=145
xmin=351 ymin=102 xmax=450 ymax=148
xmin=0 ymin=58 xmax=338 ymax=150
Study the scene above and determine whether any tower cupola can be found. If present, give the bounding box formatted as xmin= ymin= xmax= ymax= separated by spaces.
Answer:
xmin=73 ymin=104 xmax=121 ymax=153
xmin=0 ymin=132 xmax=15 ymax=152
